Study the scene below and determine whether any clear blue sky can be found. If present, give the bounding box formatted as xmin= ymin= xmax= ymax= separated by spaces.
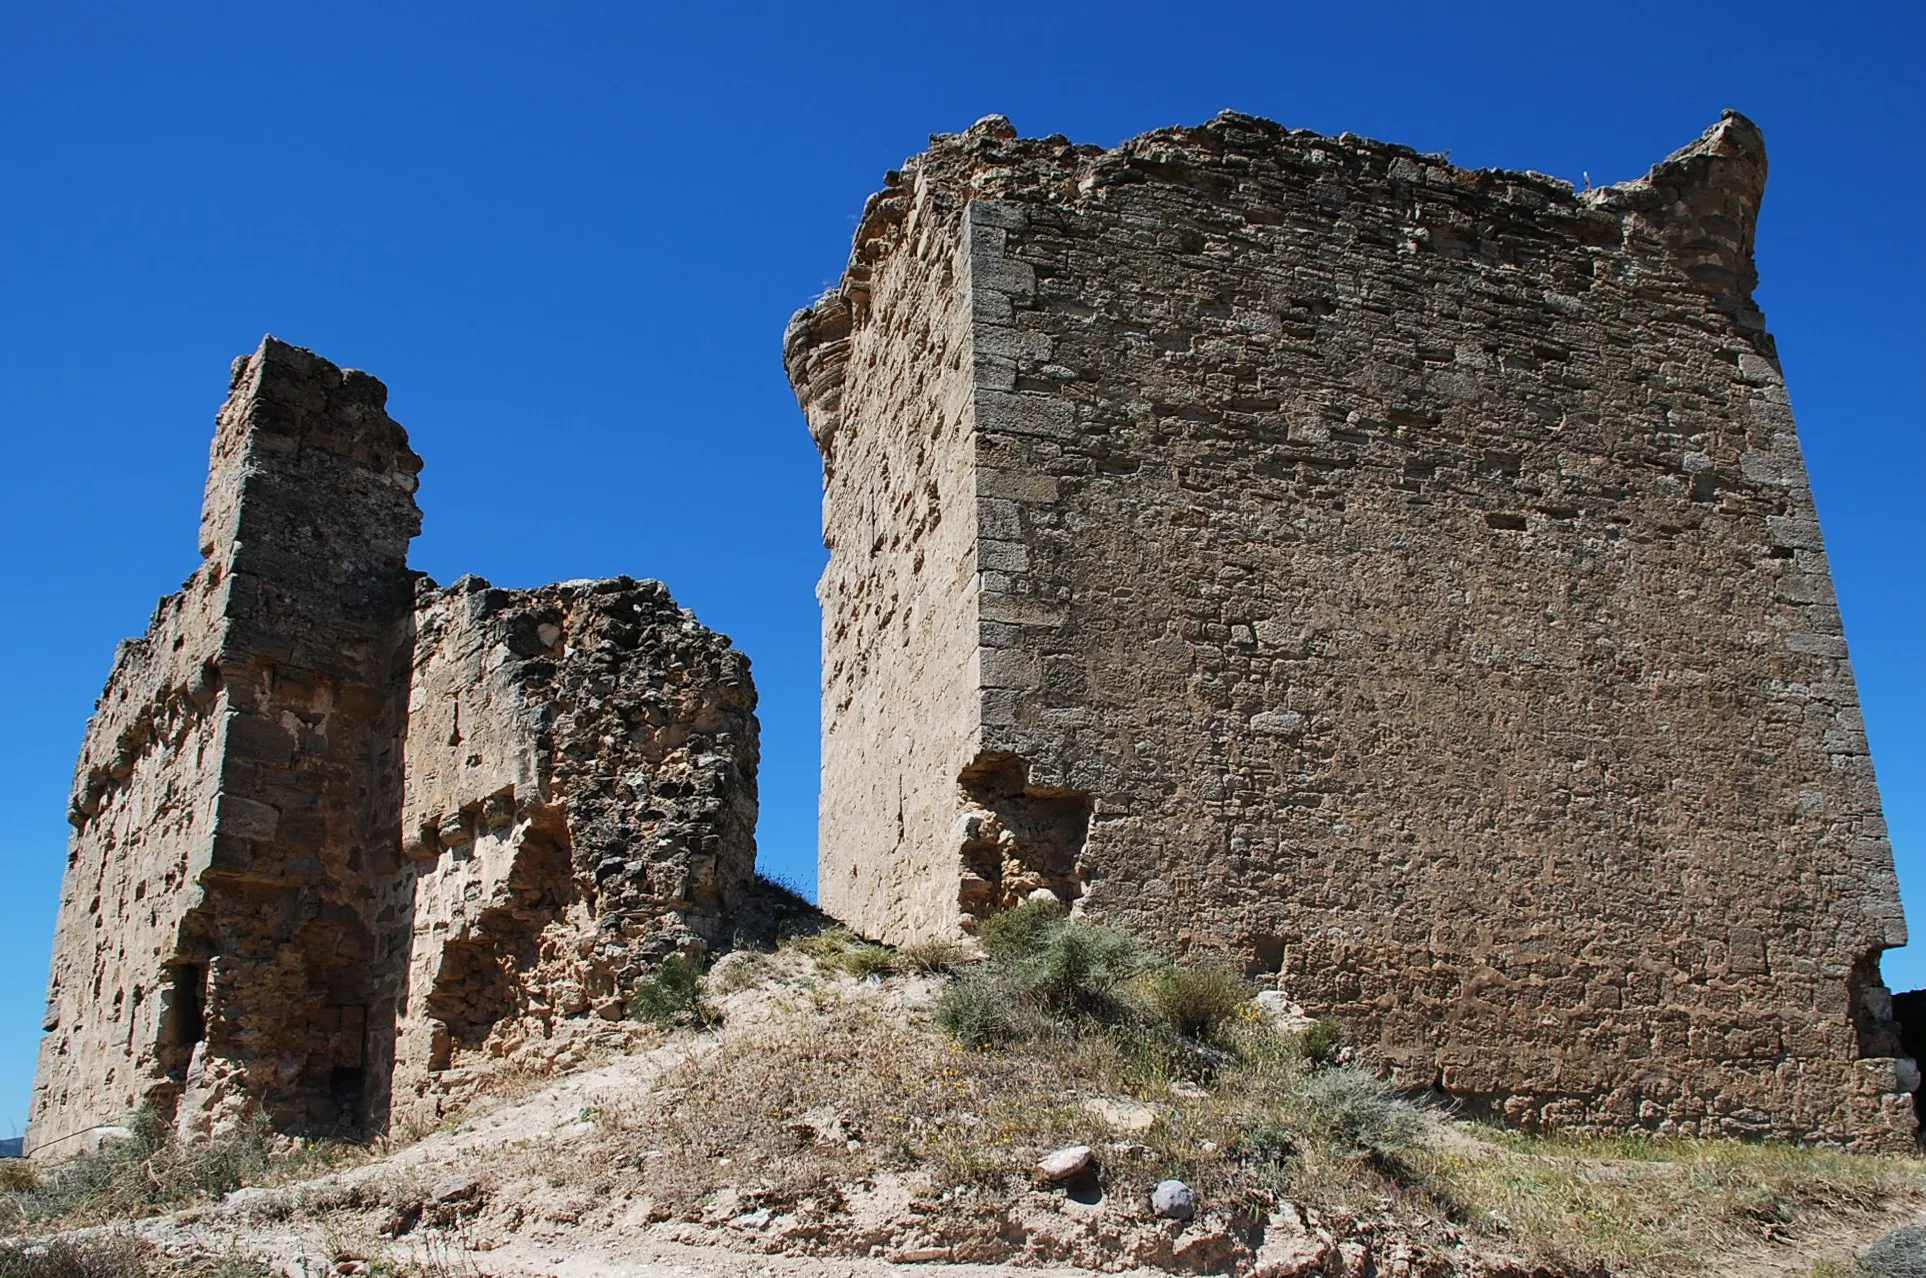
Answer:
xmin=1 ymin=2 xmax=1918 ymax=1137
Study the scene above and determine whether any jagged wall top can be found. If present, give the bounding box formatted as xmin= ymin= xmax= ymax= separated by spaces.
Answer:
xmin=784 ymin=109 xmax=1772 ymax=452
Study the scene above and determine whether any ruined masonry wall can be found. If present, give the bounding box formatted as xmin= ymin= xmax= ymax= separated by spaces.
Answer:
xmin=31 ymin=584 xmax=228 ymax=1159
xmin=793 ymin=113 xmax=1915 ymax=1146
xmin=389 ymin=575 xmax=758 ymax=1128
xmin=187 ymin=341 xmax=422 ymax=1142
xmin=30 ymin=340 xmax=759 ymax=1155
xmin=785 ymin=168 xmax=985 ymax=944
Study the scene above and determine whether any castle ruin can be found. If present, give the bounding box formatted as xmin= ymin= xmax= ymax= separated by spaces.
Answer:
xmin=784 ymin=112 xmax=1917 ymax=1146
xmin=28 ymin=338 xmax=759 ymax=1158
xmin=29 ymin=108 xmax=1918 ymax=1161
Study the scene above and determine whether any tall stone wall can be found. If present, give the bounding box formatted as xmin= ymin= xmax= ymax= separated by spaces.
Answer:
xmin=788 ymin=113 xmax=1917 ymax=1146
xmin=30 ymin=339 xmax=759 ymax=1156
xmin=33 ymin=339 xmax=422 ymax=1157
xmin=32 ymin=584 xmax=230 ymax=1159
xmin=785 ymin=173 xmax=987 ymax=941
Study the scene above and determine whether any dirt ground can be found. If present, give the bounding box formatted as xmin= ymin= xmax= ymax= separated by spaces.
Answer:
xmin=56 ymin=963 xmax=1926 ymax=1277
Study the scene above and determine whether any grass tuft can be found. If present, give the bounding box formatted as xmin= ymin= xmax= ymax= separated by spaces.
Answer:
xmin=627 ymin=954 xmax=718 ymax=1028
xmin=1299 ymin=1014 xmax=1344 ymax=1064
xmin=1 ymin=1108 xmax=266 ymax=1228
xmin=1137 ymin=962 xmax=1249 ymax=1044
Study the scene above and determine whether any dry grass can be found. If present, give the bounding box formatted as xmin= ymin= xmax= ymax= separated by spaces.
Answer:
xmin=597 ymin=966 xmax=1438 ymax=1231
xmin=0 ymin=1108 xmax=364 ymax=1233
xmin=9 ymin=919 xmax=1914 ymax=1276
xmin=0 ymin=1233 xmax=278 ymax=1278
xmin=1416 ymin=1125 xmax=1926 ymax=1272
xmin=589 ymin=923 xmax=1926 ymax=1275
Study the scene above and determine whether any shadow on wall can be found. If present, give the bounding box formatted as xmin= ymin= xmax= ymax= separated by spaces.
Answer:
xmin=1893 ymin=989 xmax=1926 ymax=1124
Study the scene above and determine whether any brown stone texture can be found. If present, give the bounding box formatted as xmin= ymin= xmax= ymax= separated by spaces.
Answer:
xmin=388 ymin=575 xmax=756 ymax=1128
xmin=29 ymin=338 xmax=757 ymax=1157
xmin=787 ymin=112 xmax=1917 ymax=1146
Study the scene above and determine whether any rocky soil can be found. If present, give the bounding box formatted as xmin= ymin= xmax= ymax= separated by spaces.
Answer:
xmin=35 ymin=956 xmax=1926 ymax=1277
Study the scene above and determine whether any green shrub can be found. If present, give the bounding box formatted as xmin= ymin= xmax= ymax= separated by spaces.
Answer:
xmin=1234 ymin=1120 xmax=1300 ymax=1172
xmin=1140 ymin=962 xmax=1249 ymax=1043
xmin=1003 ymin=916 xmax=1144 ymax=1022
xmin=628 ymin=955 xmax=717 ymax=1028
xmin=976 ymin=897 xmax=1066 ymax=959
xmin=935 ymin=905 xmax=1148 ymax=1048
xmin=1304 ymin=1067 xmax=1434 ymax=1161
xmin=933 ymin=976 xmax=1023 ymax=1048
xmin=1300 ymin=1015 xmax=1344 ymax=1065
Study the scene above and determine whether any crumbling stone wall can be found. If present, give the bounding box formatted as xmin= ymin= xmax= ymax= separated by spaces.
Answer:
xmin=787 ymin=176 xmax=985 ymax=938
xmin=33 ymin=339 xmax=421 ymax=1158
xmin=789 ymin=112 xmax=1916 ymax=1147
xmin=31 ymin=583 xmax=230 ymax=1159
xmin=29 ymin=339 xmax=758 ymax=1157
xmin=389 ymin=574 xmax=756 ymax=1127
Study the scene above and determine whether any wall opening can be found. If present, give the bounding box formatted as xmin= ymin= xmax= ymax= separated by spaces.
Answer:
xmin=1894 ymin=989 xmax=1926 ymax=1124
xmin=329 ymin=1066 xmax=366 ymax=1122
xmin=1848 ymin=950 xmax=1907 ymax=1060
xmin=1245 ymin=935 xmax=1286 ymax=977
xmin=161 ymin=964 xmax=207 ymax=1051
xmin=956 ymin=753 xmax=1092 ymax=924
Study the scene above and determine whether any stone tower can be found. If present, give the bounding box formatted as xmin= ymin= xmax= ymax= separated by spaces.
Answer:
xmin=785 ymin=113 xmax=1916 ymax=1146
xmin=31 ymin=339 xmax=759 ymax=1156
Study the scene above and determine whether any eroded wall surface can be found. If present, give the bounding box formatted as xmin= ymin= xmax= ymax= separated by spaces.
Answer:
xmin=389 ymin=574 xmax=757 ymax=1127
xmin=33 ymin=339 xmax=421 ymax=1157
xmin=791 ymin=113 xmax=1916 ymax=1146
xmin=31 ymin=340 xmax=758 ymax=1155
xmin=785 ymin=168 xmax=986 ymax=943
xmin=31 ymin=584 xmax=229 ymax=1159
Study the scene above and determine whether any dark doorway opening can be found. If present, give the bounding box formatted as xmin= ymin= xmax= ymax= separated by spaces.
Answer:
xmin=162 ymin=963 xmax=206 ymax=1050
xmin=1893 ymin=989 xmax=1926 ymax=1125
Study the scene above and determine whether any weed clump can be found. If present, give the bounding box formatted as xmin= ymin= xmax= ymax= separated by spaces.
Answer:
xmin=0 ymin=1233 xmax=151 ymax=1278
xmin=782 ymin=925 xmax=904 ymax=978
xmin=935 ymin=902 xmax=1251 ymax=1051
xmin=944 ymin=900 xmax=1141 ymax=1037
xmin=771 ymin=923 xmax=962 ymax=980
xmin=0 ymin=1105 xmax=346 ymax=1230
xmin=1304 ymin=1067 xmax=1435 ymax=1162
xmin=933 ymin=975 xmax=1024 ymax=1048
xmin=627 ymin=955 xmax=718 ymax=1028
xmin=975 ymin=896 xmax=1066 ymax=959
xmin=1299 ymin=1014 xmax=1344 ymax=1065
xmin=896 ymin=939 xmax=970 ymax=974
xmin=1138 ymin=962 xmax=1249 ymax=1045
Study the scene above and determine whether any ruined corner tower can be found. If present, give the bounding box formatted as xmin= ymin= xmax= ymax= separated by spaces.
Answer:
xmin=30 ymin=338 xmax=759 ymax=1158
xmin=785 ymin=112 xmax=1916 ymax=1146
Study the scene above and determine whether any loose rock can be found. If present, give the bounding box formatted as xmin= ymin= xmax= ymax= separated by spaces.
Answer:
xmin=1863 ymin=1224 xmax=1926 ymax=1278
xmin=1036 ymin=1144 xmax=1096 ymax=1182
xmin=1083 ymin=1097 xmax=1157 ymax=1132
xmin=1151 ymin=1178 xmax=1196 ymax=1221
